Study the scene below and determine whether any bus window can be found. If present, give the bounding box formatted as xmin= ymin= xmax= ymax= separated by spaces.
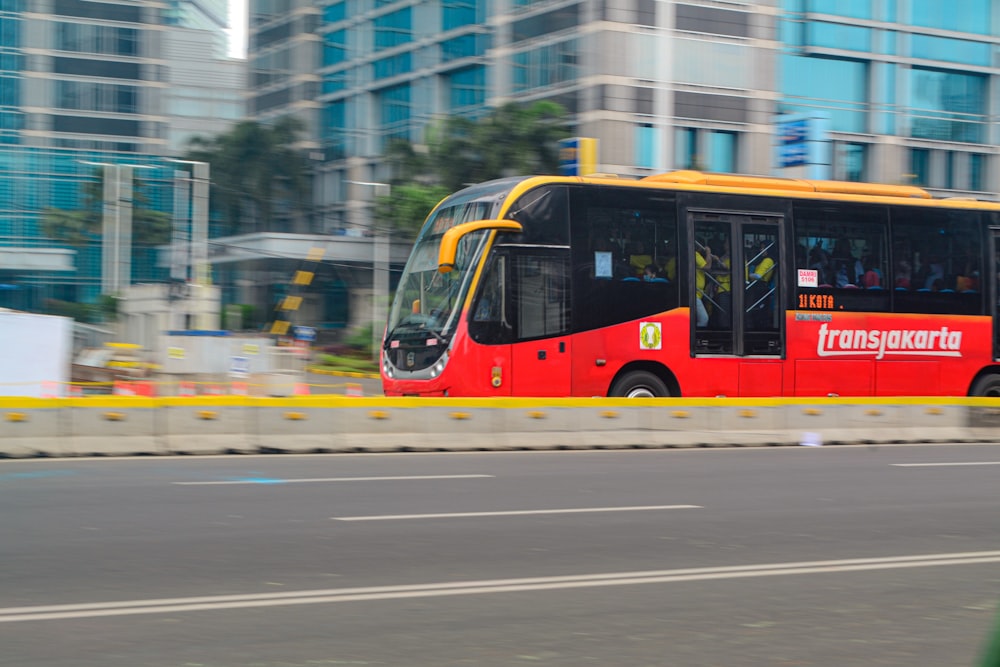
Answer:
xmin=468 ymin=252 xmax=512 ymax=345
xmin=793 ymin=203 xmax=889 ymax=313
xmin=569 ymin=187 xmax=678 ymax=332
xmin=692 ymin=218 xmax=734 ymax=354
xmin=891 ymin=207 xmax=983 ymax=316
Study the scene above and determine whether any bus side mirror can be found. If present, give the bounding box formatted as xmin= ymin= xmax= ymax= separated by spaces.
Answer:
xmin=438 ymin=220 xmax=523 ymax=273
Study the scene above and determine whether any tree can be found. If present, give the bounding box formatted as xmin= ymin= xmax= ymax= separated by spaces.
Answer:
xmin=41 ymin=168 xmax=171 ymax=247
xmin=373 ymin=183 xmax=451 ymax=240
xmin=185 ymin=118 xmax=310 ymax=234
xmin=378 ymin=101 xmax=572 ymax=238
xmin=405 ymin=101 xmax=570 ymax=191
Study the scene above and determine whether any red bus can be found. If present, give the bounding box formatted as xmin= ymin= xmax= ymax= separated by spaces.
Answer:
xmin=381 ymin=170 xmax=1000 ymax=398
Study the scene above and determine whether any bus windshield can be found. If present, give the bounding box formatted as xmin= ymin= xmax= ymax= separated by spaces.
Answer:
xmin=384 ymin=183 xmax=514 ymax=359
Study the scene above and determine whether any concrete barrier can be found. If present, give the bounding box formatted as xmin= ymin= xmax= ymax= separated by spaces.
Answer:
xmin=0 ymin=396 xmax=996 ymax=458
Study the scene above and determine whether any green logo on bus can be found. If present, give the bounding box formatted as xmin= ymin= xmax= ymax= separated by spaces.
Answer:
xmin=640 ymin=322 xmax=662 ymax=350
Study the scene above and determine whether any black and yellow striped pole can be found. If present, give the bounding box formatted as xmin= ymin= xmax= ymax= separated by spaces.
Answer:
xmin=268 ymin=245 xmax=325 ymax=338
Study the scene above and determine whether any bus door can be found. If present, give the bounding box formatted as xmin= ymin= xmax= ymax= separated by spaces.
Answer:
xmin=691 ymin=214 xmax=783 ymax=396
xmin=508 ymin=248 xmax=572 ymax=396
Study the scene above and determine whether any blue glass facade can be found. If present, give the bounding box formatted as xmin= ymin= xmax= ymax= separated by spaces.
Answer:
xmin=780 ymin=0 xmax=995 ymax=191
xmin=0 ymin=3 xmax=21 ymax=145
xmin=318 ymin=0 xmax=492 ymax=163
xmin=909 ymin=68 xmax=986 ymax=143
xmin=780 ymin=56 xmax=868 ymax=133
xmin=0 ymin=147 xmax=173 ymax=309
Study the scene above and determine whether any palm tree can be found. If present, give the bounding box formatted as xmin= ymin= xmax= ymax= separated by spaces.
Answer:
xmin=41 ymin=168 xmax=171 ymax=247
xmin=185 ymin=118 xmax=310 ymax=235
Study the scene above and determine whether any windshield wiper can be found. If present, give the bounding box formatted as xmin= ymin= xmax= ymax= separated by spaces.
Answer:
xmin=383 ymin=320 xmax=449 ymax=349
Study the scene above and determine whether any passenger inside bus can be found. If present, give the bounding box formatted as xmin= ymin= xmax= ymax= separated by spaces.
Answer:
xmin=694 ymin=238 xmax=712 ymax=327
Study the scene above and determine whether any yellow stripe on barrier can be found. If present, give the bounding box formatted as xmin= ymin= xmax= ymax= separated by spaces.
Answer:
xmin=284 ymin=412 xmax=307 ymax=421
xmin=739 ymin=409 xmax=757 ymax=418
xmin=527 ymin=411 xmax=547 ymax=419
xmin=197 ymin=410 xmax=218 ymax=420
xmin=925 ymin=407 xmax=944 ymax=415
xmin=802 ymin=408 xmax=823 ymax=416
xmin=600 ymin=410 xmax=619 ymax=419
xmin=369 ymin=410 xmax=389 ymax=420
xmin=450 ymin=412 xmax=470 ymax=420
xmin=5 ymin=412 xmax=27 ymax=422
xmin=103 ymin=412 xmax=126 ymax=421
xmin=671 ymin=410 xmax=690 ymax=419
xmin=864 ymin=409 xmax=883 ymax=417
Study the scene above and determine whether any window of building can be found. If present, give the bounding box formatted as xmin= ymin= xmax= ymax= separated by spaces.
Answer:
xmin=373 ymin=52 xmax=411 ymax=79
xmin=833 ymin=142 xmax=866 ymax=182
xmin=909 ymin=148 xmax=987 ymax=192
xmin=911 ymin=35 xmax=990 ymax=67
xmin=970 ymin=154 xmax=985 ymax=192
xmin=675 ymin=128 xmax=737 ymax=173
xmin=910 ymin=148 xmax=930 ymax=186
xmin=373 ymin=8 xmax=411 ymax=50
xmin=448 ymin=66 xmax=485 ymax=111
xmin=908 ymin=68 xmax=986 ymax=143
xmin=442 ymin=0 xmax=481 ymax=29
xmin=323 ymin=29 xmax=347 ymax=66
xmin=707 ymin=131 xmax=737 ymax=173
xmin=323 ymin=2 xmax=347 ymax=23
xmin=781 ymin=55 xmax=868 ymax=133
xmin=675 ymin=127 xmax=698 ymax=169
xmin=807 ymin=22 xmax=871 ymax=52
xmin=805 ymin=0 xmax=871 ymax=19
xmin=55 ymin=80 xmax=138 ymax=114
xmin=379 ymin=83 xmax=411 ymax=147
xmin=441 ymin=33 xmax=488 ymax=61
xmin=510 ymin=39 xmax=578 ymax=93
xmin=635 ymin=124 xmax=659 ymax=170
xmin=910 ymin=0 xmax=990 ymax=35
xmin=56 ymin=23 xmax=138 ymax=56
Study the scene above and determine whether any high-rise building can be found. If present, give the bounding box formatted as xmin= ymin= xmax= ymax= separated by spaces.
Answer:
xmin=0 ymin=0 xmax=244 ymax=314
xmin=248 ymin=0 xmax=998 ymax=219
xmin=778 ymin=1 xmax=997 ymax=194
xmin=163 ymin=0 xmax=233 ymax=57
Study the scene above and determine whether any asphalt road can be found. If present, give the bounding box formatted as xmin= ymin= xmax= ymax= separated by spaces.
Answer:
xmin=2 ymin=444 xmax=999 ymax=666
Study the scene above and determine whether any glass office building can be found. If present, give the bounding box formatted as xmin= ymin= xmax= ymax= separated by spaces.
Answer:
xmin=780 ymin=0 xmax=997 ymax=194
xmin=249 ymin=0 xmax=998 ymax=213
xmin=0 ymin=0 xmax=242 ymax=314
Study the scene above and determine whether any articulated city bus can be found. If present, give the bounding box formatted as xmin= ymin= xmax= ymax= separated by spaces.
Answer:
xmin=381 ymin=170 xmax=1000 ymax=397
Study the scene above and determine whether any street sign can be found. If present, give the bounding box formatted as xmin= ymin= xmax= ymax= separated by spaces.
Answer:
xmin=230 ymin=355 xmax=250 ymax=378
xmin=293 ymin=325 xmax=317 ymax=342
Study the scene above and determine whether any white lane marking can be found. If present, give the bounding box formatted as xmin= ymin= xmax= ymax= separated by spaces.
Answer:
xmin=892 ymin=462 xmax=1000 ymax=467
xmin=3 ymin=550 xmax=1000 ymax=623
xmin=332 ymin=505 xmax=702 ymax=521
xmin=174 ymin=474 xmax=495 ymax=485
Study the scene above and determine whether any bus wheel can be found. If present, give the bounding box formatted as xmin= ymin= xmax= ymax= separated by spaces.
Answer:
xmin=610 ymin=371 xmax=670 ymax=398
xmin=971 ymin=374 xmax=1000 ymax=397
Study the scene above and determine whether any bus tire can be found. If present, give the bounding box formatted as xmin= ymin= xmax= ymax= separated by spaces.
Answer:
xmin=610 ymin=371 xmax=670 ymax=398
xmin=971 ymin=374 xmax=1000 ymax=397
